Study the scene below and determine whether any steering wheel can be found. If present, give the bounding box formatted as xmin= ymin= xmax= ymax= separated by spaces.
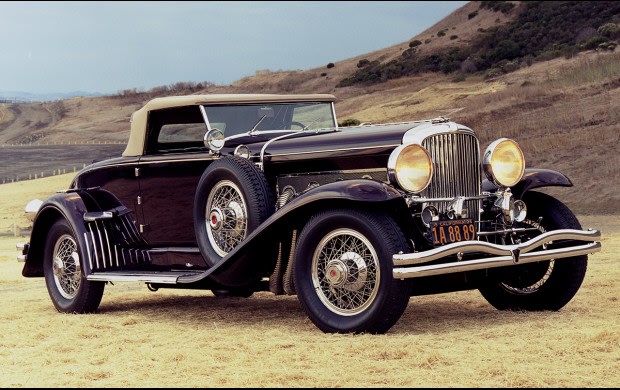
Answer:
xmin=290 ymin=121 xmax=306 ymax=130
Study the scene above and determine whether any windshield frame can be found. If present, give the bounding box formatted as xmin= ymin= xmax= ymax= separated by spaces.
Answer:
xmin=200 ymin=101 xmax=338 ymax=139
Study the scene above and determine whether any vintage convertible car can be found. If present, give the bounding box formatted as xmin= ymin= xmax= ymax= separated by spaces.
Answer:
xmin=18 ymin=94 xmax=601 ymax=333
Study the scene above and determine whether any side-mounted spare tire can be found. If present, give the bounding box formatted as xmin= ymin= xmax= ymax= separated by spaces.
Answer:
xmin=194 ymin=156 xmax=275 ymax=267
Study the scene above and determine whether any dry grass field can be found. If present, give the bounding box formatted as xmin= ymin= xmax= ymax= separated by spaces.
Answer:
xmin=1 ymin=3 xmax=619 ymax=385
xmin=0 ymin=176 xmax=618 ymax=387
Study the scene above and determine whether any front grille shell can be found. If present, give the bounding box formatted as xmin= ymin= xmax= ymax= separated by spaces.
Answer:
xmin=420 ymin=131 xmax=481 ymax=218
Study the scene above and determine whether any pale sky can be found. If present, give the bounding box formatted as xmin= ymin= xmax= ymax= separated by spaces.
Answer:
xmin=0 ymin=1 xmax=468 ymax=94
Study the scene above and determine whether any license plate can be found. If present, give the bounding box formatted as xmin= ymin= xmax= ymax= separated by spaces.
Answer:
xmin=430 ymin=219 xmax=476 ymax=245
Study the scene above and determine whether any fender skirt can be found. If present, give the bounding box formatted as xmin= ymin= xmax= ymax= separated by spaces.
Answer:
xmin=179 ymin=179 xmax=406 ymax=286
xmin=482 ymin=168 xmax=573 ymax=199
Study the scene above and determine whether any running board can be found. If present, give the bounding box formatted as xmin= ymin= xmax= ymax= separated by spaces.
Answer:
xmin=87 ymin=270 xmax=203 ymax=284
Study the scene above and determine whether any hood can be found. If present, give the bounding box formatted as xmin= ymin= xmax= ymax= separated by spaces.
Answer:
xmin=262 ymin=122 xmax=424 ymax=164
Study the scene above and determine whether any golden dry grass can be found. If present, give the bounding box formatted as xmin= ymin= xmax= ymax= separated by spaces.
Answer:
xmin=0 ymin=177 xmax=619 ymax=387
xmin=0 ymin=173 xmax=73 ymax=232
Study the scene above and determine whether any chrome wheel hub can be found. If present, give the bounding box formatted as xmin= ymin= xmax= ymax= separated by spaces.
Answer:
xmin=325 ymin=260 xmax=348 ymax=287
xmin=312 ymin=229 xmax=379 ymax=316
xmin=52 ymin=235 xmax=81 ymax=300
xmin=206 ymin=180 xmax=248 ymax=257
xmin=209 ymin=208 xmax=223 ymax=230
xmin=325 ymin=252 xmax=368 ymax=291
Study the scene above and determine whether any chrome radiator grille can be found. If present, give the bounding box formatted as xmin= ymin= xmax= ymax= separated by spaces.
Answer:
xmin=421 ymin=132 xmax=481 ymax=217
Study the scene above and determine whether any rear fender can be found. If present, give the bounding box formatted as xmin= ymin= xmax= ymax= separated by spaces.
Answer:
xmin=22 ymin=188 xmax=126 ymax=277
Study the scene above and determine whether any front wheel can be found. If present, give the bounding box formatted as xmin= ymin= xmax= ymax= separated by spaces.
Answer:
xmin=293 ymin=209 xmax=411 ymax=334
xmin=478 ymin=191 xmax=588 ymax=311
xmin=43 ymin=219 xmax=105 ymax=313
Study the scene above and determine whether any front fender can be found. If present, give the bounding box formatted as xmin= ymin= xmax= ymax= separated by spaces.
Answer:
xmin=180 ymin=180 xmax=407 ymax=286
xmin=22 ymin=188 xmax=125 ymax=277
xmin=482 ymin=168 xmax=573 ymax=199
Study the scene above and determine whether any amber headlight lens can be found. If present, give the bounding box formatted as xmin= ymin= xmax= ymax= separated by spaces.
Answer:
xmin=388 ymin=144 xmax=433 ymax=193
xmin=483 ymin=138 xmax=525 ymax=187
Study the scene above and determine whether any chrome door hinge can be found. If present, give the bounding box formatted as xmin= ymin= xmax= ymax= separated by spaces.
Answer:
xmin=139 ymin=224 xmax=149 ymax=233
xmin=137 ymin=196 xmax=142 ymax=205
xmin=135 ymin=167 xmax=141 ymax=177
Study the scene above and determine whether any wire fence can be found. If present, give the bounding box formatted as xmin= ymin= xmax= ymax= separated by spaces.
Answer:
xmin=0 ymin=142 xmax=126 ymax=184
xmin=0 ymin=141 xmax=125 ymax=147
xmin=1 ymin=165 xmax=85 ymax=184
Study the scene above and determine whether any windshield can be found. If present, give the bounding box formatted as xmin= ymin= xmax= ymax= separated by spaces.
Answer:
xmin=202 ymin=102 xmax=336 ymax=137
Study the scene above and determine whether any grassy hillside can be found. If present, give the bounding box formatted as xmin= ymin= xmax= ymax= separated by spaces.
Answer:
xmin=338 ymin=1 xmax=620 ymax=86
xmin=0 ymin=1 xmax=618 ymax=213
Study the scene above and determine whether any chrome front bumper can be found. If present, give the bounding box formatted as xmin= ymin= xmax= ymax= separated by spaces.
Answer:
xmin=393 ymin=229 xmax=601 ymax=279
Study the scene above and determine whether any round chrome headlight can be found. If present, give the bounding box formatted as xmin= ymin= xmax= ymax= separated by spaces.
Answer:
xmin=204 ymin=128 xmax=225 ymax=152
xmin=483 ymin=138 xmax=525 ymax=187
xmin=388 ymin=144 xmax=433 ymax=193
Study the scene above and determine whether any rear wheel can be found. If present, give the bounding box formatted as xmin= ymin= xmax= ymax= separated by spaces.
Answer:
xmin=478 ymin=192 xmax=588 ymax=311
xmin=294 ymin=209 xmax=411 ymax=334
xmin=43 ymin=219 xmax=104 ymax=313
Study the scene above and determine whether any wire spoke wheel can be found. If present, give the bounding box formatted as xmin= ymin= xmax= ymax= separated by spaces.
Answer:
xmin=312 ymin=229 xmax=379 ymax=315
xmin=44 ymin=218 xmax=104 ymax=313
xmin=478 ymin=191 xmax=588 ymax=312
xmin=500 ymin=219 xmax=554 ymax=295
xmin=52 ymin=234 xmax=81 ymax=299
xmin=294 ymin=209 xmax=410 ymax=333
xmin=206 ymin=180 xmax=248 ymax=256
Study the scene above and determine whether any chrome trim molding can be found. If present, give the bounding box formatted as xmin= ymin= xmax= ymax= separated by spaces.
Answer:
xmin=259 ymin=130 xmax=305 ymax=169
xmin=83 ymin=211 xmax=114 ymax=222
xmin=87 ymin=273 xmax=180 ymax=284
xmin=280 ymin=168 xmax=388 ymax=179
xmin=331 ymin=102 xmax=339 ymax=130
xmin=199 ymin=105 xmax=212 ymax=131
xmin=266 ymin=143 xmax=401 ymax=159
xmin=392 ymin=229 xmax=601 ymax=279
xmin=402 ymin=122 xmax=474 ymax=145
xmin=148 ymin=247 xmax=201 ymax=254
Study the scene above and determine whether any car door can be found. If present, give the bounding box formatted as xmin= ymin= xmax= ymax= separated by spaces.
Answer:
xmin=137 ymin=153 xmax=213 ymax=245
xmin=135 ymin=105 xmax=215 ymax=246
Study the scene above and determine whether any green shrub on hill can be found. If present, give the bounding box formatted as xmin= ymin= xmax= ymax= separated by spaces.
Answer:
xmin=337 ymin=1 xmax=620 ymax=87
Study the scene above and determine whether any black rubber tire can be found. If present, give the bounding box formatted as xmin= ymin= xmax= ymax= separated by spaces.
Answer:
xmin=293 ymin=209 xmax=411 ymax=334
xmin=43 ymin=219 xmax=105 ymax=313
xmin=478 ymin=191 xmax=588 ymax=311
xmin=194 ymin=156 xmax=274 ymax=267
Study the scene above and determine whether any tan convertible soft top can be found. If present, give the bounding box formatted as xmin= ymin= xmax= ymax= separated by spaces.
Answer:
xmin=122 ymin=94 xmax=336 ymax=157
